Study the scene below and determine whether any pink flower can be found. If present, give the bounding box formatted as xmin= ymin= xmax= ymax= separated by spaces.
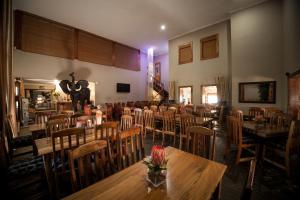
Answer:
xmin=151 ymin=145 xmax=166 ymax=166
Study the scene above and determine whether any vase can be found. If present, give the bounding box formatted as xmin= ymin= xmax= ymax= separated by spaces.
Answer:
xmin=146 ymin=169 xmax=166 ymax=187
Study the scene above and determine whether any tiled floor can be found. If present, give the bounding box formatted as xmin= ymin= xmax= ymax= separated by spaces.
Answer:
xmin=6 ymin=127 xmax=300 ymax=200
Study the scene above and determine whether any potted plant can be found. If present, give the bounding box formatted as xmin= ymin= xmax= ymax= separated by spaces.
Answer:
xmin=143 ymin=145 xmax=168 ymax=187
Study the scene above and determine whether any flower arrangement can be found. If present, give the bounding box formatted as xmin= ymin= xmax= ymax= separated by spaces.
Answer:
xmin=143 ymin=145 xmax=168 ymax=187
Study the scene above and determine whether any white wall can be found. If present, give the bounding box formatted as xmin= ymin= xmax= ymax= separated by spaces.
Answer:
xmin=231 ymin=0 xmax=284 ymax=112
xmin=169 ymin=21 xmax=230 ymax=105
xmin=13 ymin=50 xmax=148 ymax=105
xmin=154 ymin=53 xmax=169 ymax=90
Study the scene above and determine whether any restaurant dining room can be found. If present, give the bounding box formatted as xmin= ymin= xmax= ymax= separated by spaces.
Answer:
xmin=1 ymin=0 xmax=300 ymax=199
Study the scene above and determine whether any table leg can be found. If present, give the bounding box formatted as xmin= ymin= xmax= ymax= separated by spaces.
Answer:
xmin=212 ymin=179 xmax=222 ymax=200
xmin=43 ymin=154 xmax=57 ymax=199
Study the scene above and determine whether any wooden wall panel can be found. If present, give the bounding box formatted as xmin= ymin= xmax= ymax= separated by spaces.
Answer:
xmin=178 ymin=42 xmax=193 ymax=65
xmin=115 ymin=43 xmax=140 ymax=71
xmin=200 ymin=34 xmax=219 ymax=60
xmin=77 ymin=30 xmax=113 ymax=66
xmin=14 ymin=10 xmax=141 ymax=71
xmin=15 ymin=10 xmax=76 ymax=59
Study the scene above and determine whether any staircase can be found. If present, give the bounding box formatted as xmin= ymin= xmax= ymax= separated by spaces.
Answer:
xmin=152 ymin=77 xmax=169 ymax=105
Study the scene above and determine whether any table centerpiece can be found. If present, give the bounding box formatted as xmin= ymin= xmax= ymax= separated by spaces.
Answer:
xmin=143 ymin=145 xmax=168 ymax=187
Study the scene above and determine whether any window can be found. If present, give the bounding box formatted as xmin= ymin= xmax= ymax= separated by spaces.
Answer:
xmin=178 ymin=42 xmax=193 ymax=64
xmin=202 ymin=85 xmax=218 ymax=104
xmin=200 ymin=34 xmax=219 ymax=60
xmin=179 ymin=86 xmax=193 ymax=105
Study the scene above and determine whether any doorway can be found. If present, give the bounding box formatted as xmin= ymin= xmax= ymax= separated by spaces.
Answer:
xmin=179 ymin=86 xmax=193 ymax=105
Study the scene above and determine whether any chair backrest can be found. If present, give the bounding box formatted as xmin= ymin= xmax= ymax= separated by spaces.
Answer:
xmin=123 ymin=107 xmax=131 ymax=115
xmin=185 ymin=105 xmax=194 ymax=115
xmin=94 ymin=121 xmax=118 ymax=140
xmin=230 ymin=109 xmax=243 ymax=122
xmin=150 ymin=105 xmax=158 ymax=112
xmin=144 ymin=110 xmax=154 ymax=129
xmin=51 ymin=128 xmax=86 ymax=172
xmin=105 ymin=103 xmax=113 ymax=120
xmin=186 ymin=126 xmax=216 ymax=160
xmin=48 ymin=114 xmax=68 ymax=121
xmin=159 ymin=105 xmax=167 ymax=113
xmin=195 ymin=105 xmax=206 ymax=117
xmin=69 ymin=113 xmax=85 ymax=127
xmin=46 ymin=118 xmax=69 ymax=136
xmin=134 ymin=108 xmax=143 ymax=126
xmin=287 ymin=120 xmax=300 ymax=155
xmin=143 ymin=106 xmax=149 ymax=110
xmin=35 ymin=111 xmax=52 ymax=124
xmin=180 ymin=114 xmax=196 ymax=141
xmin=168 ymin=106 xmax=177 ymax=113
xmin=68 ymin=140 xmax=112 ymax=192
xmin=117 ymin=127 xmax=144 ymax=170
xmin=162 ymin=111 xmax=176 ymax=132
xmin=120 ymin=114 xmax=133 ymax=131
xmin=240 ymin=159 xmax=256 ymax=200
xmin=228 ymin=116 xmax=243 ymax=146
xmin=248 ymin=107 xmax=263 ymax=118
xmin=76 ymin=115 xmax=95 ymax=128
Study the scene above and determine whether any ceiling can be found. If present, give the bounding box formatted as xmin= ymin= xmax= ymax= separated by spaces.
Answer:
xmin=13 ymin=0 xmax=266 ymax=55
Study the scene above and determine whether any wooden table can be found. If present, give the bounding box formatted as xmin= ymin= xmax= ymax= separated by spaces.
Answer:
xmin=63 ymin=147 xmax=227 ymax=200
xmin=243 ymin=121 xmax=289 ymax=138
xmin=29 ymin=123 xmax=46 ymax=133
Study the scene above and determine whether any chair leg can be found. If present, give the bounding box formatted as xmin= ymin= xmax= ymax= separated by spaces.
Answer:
xmin=152 ymin=130 xmax=155 ymax=143
xmin=162 ymin=133 xmax=165 ymax=146
xmin=235 ymin=146 xmax=242 ymax=165
xmin=173 ymin=134 xmax=176 ymax=147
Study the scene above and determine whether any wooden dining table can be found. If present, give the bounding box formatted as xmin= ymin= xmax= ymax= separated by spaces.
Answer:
xmin=243 ymin=121 xmax=289 ymax=138
xmin=63 ymin=147 xmax=227 ymax=200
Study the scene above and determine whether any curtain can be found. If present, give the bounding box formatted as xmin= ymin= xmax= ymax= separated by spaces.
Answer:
xmin=168 ymin=81 xmax=175 ymax=100
xmin=215 ymin=76 xmax=228 ymax=103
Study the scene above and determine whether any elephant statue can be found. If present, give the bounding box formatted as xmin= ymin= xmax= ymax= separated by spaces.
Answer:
xmin=59 ymin=72 xmax=91 ymax=112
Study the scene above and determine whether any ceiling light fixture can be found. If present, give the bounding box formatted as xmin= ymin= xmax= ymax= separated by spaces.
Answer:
xmin=160 ymin=24 xmax=166 ymax=31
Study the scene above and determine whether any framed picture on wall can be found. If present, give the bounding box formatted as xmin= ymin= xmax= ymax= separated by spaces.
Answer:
xmin=239 ymin=81 xmax=276 ymax=103
xmin=154 ymin=62 xmax=161 ymax=82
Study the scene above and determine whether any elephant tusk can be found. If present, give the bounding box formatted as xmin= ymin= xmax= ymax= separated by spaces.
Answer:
xmin=75 ymin=85 xmax=82 ymax=91
xmin=67 ymin=84 xmax=72 ymax=91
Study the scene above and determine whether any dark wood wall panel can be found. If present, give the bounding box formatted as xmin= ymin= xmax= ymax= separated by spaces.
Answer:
xmin=15 ymin=10 xmax=75 ymax=59
xmin=115 ymin=43 xmax=140 ymax=71
xmin=77 ymin=30 xmax=113 ymax=66
xmin=14 ymin=10 xmax=141 ymax=71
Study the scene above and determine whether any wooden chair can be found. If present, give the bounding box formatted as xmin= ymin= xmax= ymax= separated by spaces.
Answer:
xmin=186 ymin=126 xmax=216 ymax=160
xmin=226 ymin=116 xmax=256 ymax=164
xmin=133 ymin=108 xmax=143 ymax=133
xmin=248 ymin=107 xmax=264 ymax=119
xmin=120 ymin=114 xmax=133 ymax=131
xmin=143 ymin=110 xmax=155 ymax=137
xmin=230 ymin=109 xmax=243 ymax=122
xmin=48 ymin=114 xmax=69 ymax=121
xmin=168 ymin=106 xmax=177 ymax=114
xmin=35 ymin=111 xmax=52 ymax=124
xmin=240 ymin=159 xmax=257 ymax=200
xmin=117 ymin=127 xmax=145 ymax=170
xmin=195 ymin=105 xmax=206 ymax=117
xmin=46 ymin=118 xmax=69 ymax=136
xmin=143 ymin=106 xmax=149 ymax=110
xmin=51 ymin=128 xmax=86 ymax=196
xmin=185 ymin=105 xmax=194 ymax=115
xmin=263 ymin=120 xmax=300 ymax=177
xmin=159 ymin=105 xmax=167 ymax=113
xmin=69 ymin=113 xmax=85 ymax=127
xmin=123 ymin=107 xmax=131 ymax=115
xmin=150 ymin=105 xmax=158 ymax=113
xmin=162 ymin=111 xmax=176 ymax=146
xmin=105 ymin=103 xmax=113 ymax=121
xmin=68 ymin=140 xmax=113 ymax=192
xmin=94 ymin=121 xmax=118 ymax=140
xmin=76 ymin=115 xmax=95 ymax=128
xmin=179 ymin=114 xmax=196 ymax=150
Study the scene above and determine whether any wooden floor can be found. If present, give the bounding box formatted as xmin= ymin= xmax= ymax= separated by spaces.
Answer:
xmin=5 ymin=127 xmax=300 ymax=200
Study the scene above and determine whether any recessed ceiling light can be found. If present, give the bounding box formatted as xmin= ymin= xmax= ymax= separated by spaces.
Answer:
xmin=160 ymin=25 xmax=166 ymax=31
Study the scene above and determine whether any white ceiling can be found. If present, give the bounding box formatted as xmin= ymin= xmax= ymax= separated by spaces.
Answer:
xmin=13 ymin=0 xmax=266 ymax=55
